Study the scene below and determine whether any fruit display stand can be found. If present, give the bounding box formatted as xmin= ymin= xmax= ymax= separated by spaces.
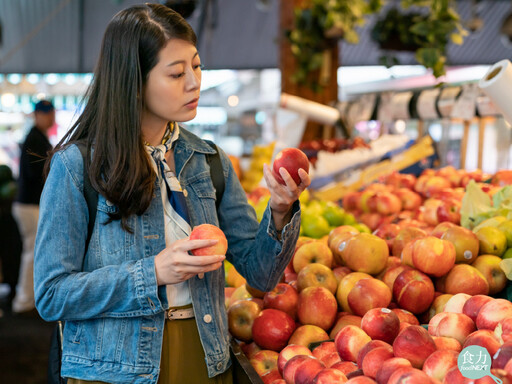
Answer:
xmin=230 ymin=340 xmax=264 ymax=384
xmin=311 ymin=135 xmax=436 ymax=202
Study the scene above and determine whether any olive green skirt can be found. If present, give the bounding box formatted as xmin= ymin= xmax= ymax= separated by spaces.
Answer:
xmin=67 ymin=305 xmax=232 ymax=384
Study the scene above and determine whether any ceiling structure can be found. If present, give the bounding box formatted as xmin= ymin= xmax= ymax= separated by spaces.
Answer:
xmin=0 ymin=0 xmax=511 ymax=74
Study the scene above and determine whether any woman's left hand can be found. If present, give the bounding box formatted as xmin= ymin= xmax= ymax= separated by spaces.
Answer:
xmin=262 ymin=163 xmax=311 ymax=231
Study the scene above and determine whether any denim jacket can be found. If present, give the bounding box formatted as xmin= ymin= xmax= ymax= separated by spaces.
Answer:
xmin=34 ymin=128 xmax=301 ymax=383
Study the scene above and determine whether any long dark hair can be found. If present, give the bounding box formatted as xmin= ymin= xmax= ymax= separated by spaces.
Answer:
xmin=46 ymin=4 xmax=197 ymax=231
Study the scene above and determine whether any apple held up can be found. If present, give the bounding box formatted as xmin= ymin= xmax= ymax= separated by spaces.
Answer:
xmin=189 ymin=223 xmax=228 ymax=255
xmin=272 ymin=147 xmax=310 ymax=185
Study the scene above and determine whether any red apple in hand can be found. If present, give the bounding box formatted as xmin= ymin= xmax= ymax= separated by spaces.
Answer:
xmin=272 ymin=148 xmax=309 ymax=185
xmin=190 ymin=224 xmax=228 ymax=255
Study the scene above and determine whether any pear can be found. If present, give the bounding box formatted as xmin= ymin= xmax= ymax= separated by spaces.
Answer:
xmin=474 ymin=226 xmax=507 ymax=257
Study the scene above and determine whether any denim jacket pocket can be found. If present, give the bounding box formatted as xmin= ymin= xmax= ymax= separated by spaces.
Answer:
xmin=96 ymin=198 xmax=135 ymax=258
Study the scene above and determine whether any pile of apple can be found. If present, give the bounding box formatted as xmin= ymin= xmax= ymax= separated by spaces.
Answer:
xmin=224 ymin=166 xmax=512 ymax=384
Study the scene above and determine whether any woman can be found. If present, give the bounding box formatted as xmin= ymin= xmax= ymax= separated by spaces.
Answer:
xmin=34 ymin=4 xmax=309 ymax=384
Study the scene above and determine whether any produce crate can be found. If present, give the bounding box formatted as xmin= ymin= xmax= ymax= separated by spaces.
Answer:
xmin=230 ymin=339 xmax=263 ymax=384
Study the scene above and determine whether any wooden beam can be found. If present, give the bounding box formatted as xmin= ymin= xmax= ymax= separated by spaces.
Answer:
xmin=279 ymin=0 xmax=339 ymax=143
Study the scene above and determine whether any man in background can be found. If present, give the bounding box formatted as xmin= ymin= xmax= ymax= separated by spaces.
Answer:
xmin=12 ymin=100 xmax=54 ymax=314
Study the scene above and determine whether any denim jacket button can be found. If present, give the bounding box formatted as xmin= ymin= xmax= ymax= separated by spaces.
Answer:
xmin=216 ymin=362 xmax=223 ymax=371
xmin=106 ymin=200 xmax=114 ymax=206
xmin=203 ymin=314 xmax=212 ymax=323
xmin=183 ymin=189 xmax=188 ymax=197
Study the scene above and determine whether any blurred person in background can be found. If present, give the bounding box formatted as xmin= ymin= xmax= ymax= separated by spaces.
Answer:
xmin=12 ymin=100 xmax=54 ymax=314
xmin=0 ymin=164 xmax=22 ymax=309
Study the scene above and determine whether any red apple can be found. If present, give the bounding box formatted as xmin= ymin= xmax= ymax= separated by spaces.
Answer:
xmin=392 ymin=325 xmax=437 ymax=369
xmin=293 ymin=240 xmax=333 ymax=273
xmin=189 ymin=223 xmax=228 ymax=255
xmin=293 ymin=356 xmax=326 ymax=384
xmin=495 ymin=318 xmax=512 ymax=344
xmin=375 ymin=357 xmax=412 ymax=384
xmin=472 ymin=255 xmax=508 ymax=295
xmin=283 ymin=354 xmax=316 ymax=384
xmin=333 ymin=266 xmax=353 ymax=284
xmin=441 ymin=226 xmax=479 ymax=264
xmin=370 ymin=192 xmax=402 ymax=216
xmin=393 ymin=269 xmax=435 ymax=314
xmin=311 ymin=341 xmax=337 ymax=361
xmin=444 ymin=264 xmax=489 ymax=296
xmin=277 ymin=344 xmax=312 ymax=375
xmin=421 ymin=349 xmax=458 ymax=381
xmin=297 ymin=286 xmax=338 ymax=331
xmin=476 ymin=299 xmax=512 ymax=330
xmin=361 ymin=308 xmax=400 ymax=344
xmin=250 ymin=349 xmax=280 ymax=377
xmin=391 ymin=308 xmax=420 ymax=325
xmin=391 ymin=227 xmax=427 ymax=257
xmin=341 ymin=233 xmax=389 ymax=275
xmin=330 ymin=314 xmax=363 ymax=339
xmin=288 ymin=325 xmax=330 ymax=348
xmin=273 ymin=148 xmax=309 ymax=185
xmin=463 ymin=329 xmax=502 ymax=357
xmin=443 ymin=293 xmax=471 ymax=313
xmin=429 ymin=312 xmax=475 ymax=345
xmin=329 ymin=231 xmax=357 ymax=266
xmin=357 ymin=340 xmax=393 ymax=368
xmin=436 ymin=199 xmax=461 ymax=224
xmin=242 ymin=341 xmax=262 ymax=359
xmin=261 ymin=369 xmax=283 ymax=384
xmin=462 ymin=295 xmax=494 ymax=323
xmin=320 ymin=352 xmax=341 ymax=368
xmin=252 ymin=309 xmax=296 ymax=351
xmin=263 ymin=283 xmax=300 ymax=320
xmin=337 ymin=272 xmax=373 ymax=314
xmin=345 ymin=375 xmax=376 ymax=383
xmin=430 ymin=222 xmax=457 ymax=239
xmin=381 ymin=265 xmax=413 ymax=292
xmin=362 ymin=347 xmax=394 ymax=379
xmin=373 ymin=223 xmax=401 ymax=252
xmin=431 ymin=336 xmax=462 ymax=352
xmin=443 ymin=366 xmax=471 ymax=384
xmin=331 ymin=361 xmax=359 ymax=376
xmin=296 ymin=263 xmax=338 ymax=294
xmin=312 ymin=368 xmax=348 ymax=383
xmin=227 ymin=299 xmax=262 ymax=342
xmin=411 ymin=236 xmax=456 ymax=277
xmin=334 ymin=325 xmax=372 ymax=363
xmin=387 ymin=367 xmax=434 ymax=384
xmin=395 ymin=188 xmax=422 ymax=211
xmin=492 ymin=342 xmax=512 ymax=369
xmin=348 ymin=278 xmax=392 ymax=317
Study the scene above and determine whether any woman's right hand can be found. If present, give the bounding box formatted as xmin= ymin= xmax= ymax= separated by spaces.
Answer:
xmin=154 ymin=238 xmax=225 ymax=285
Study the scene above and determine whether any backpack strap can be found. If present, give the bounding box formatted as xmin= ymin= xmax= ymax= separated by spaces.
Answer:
xmin=204 ymin=140 xmax=225 ymax=212
xmin=76 ymin=142 xmax=98 ymax=252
